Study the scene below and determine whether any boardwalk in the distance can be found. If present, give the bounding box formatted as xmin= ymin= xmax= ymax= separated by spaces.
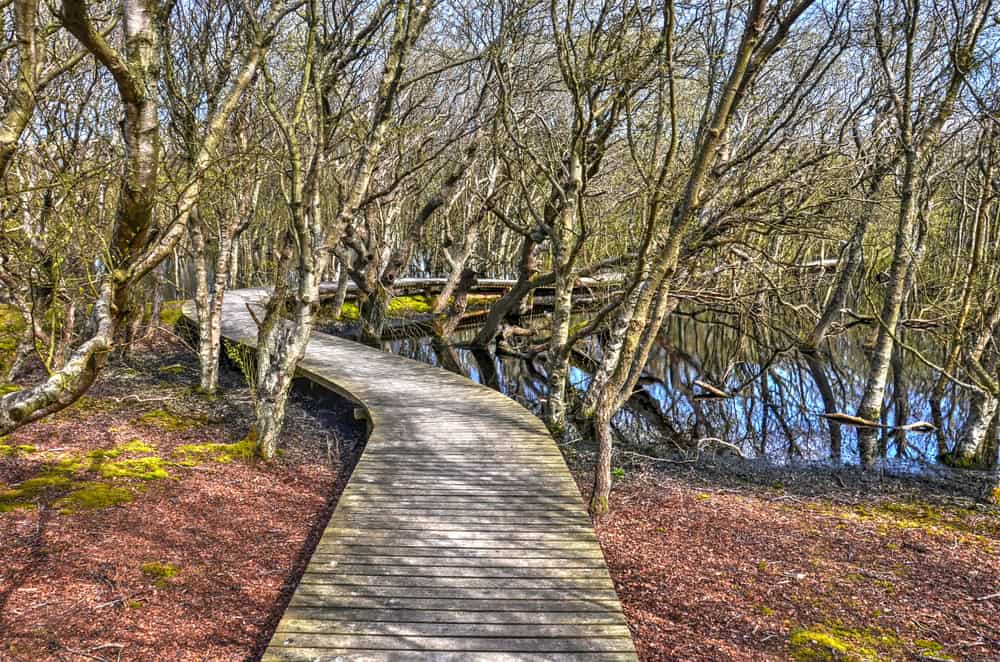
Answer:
xmin=207 ymin=289 xmax=637 ymax=661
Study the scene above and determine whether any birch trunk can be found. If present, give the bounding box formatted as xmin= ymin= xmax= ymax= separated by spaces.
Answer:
xmin=855 ymin=152 xmax=921 ymax=467
xmin=331 ymin=254 xmax=351 ymax=320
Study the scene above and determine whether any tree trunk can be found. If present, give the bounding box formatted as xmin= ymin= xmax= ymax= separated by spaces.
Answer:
xmin=856 ymin=152 xmax=922 ymax=467
xmin=590 ymin=394 xmax=615 ymax=516
xmin=946 ymin=391 xmax=999 ymax=468
xmin=803 ymin=349 xmax=843 ymax=462
xmin=473 ymin=235 xmax=540 ymax=346
xmin=801 ymin=177 xmax=881 ymax=458
xmin=332 ymin=254 xmax=351 ymax=319
xmin=147 ymin=263 xmax=165 ymax=337
xmin=433 ymin=229 xmax=479 ymax=314
xmin=359 ymin=285 xmax=390 ymax=347
xmin=437 ymin=267 xmax=477 ymax=340
xmin=890 ymin=342 xmax=909 ymax=457
xmin=546 ymin=256 xmax=576 ymax=434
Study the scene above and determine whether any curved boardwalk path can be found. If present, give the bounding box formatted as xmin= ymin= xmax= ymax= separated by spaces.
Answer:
xmin=209 ymin=289 xmax=637 ymax=661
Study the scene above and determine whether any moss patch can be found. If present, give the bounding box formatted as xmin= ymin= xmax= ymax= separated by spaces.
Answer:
xmin=0 ymin=440 xmax=168 ymax=513
xmin=789 ymin=623 xmax=910 ymax=661
xmin=136 ymin=408 xmax=204 ymax=432
xmin=0 ymin=305 xmax=26 ymax=373
xmin=96 ymin=457 xmax=171 ymax=481
xmin=831 ymin=499 xmax=1000 ymax=541
xmin=0 ymin=383 xmax=21 ymax=396
xmin=57 ymin=483 xmax=133 ymax=513
xmin=0 ymin=443 xmax=36 ymax=457
xmin=64 ymin=396 xmax=118 ymax=417
xmin=387 ymin=294 xmax=433 ymax=316
xmin=0 ymin=471 xmax=74 ymax=512
xmin=141 ymin=561 xmax=180 ymax=587
xmin=174 ymin=438 xmax=255 ymax=464
xmin=913 ymin=639 xmax=952 ymax=659
xmin=159 ymin=301 xmax=185 ymax=327
xmin=328 ymin=295 xmax=436 ymax=322
xmin=338 ymin=302 xmax=360 ymax=320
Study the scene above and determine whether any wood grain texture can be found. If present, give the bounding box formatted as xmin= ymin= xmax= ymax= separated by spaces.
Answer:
xmin=191 ymin=289 xmax=636 ymax=660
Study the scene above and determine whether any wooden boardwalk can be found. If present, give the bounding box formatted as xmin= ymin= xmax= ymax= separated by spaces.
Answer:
xmin=210 ymin=289 xmax=637 ymax=661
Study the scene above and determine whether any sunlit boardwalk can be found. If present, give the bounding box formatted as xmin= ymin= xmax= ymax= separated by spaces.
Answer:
xmin=209 ymin=290 xmax=637 ymax=662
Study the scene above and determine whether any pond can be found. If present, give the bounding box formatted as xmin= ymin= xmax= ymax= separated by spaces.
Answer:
xmin=329 ymin=305 xmax=995 ymax=472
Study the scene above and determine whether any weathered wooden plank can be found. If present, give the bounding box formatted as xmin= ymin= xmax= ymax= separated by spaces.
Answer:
xmin=273 ymin=621 xmax=632 ymax=638
xmin=327 ymin=520 xmax=594 ymax=532
xmin=290 ymin=583 xmax=622 ymax=602
xmin=320 ymin=529 xmax=598 ymax=543
xmin=317 ymin=536 xmax=594 ymax=555
xmin=274 ymin=607 xmax=629 ymax=626
xmin=267 ymin=633 xmax=636 ymax=653
xmin=207 ymin=289 xmax=636 ymax=660
xmin=308 ymin=556 xmax=607 ymax=577
xmin=296 ymin=574 xmax=615 ymax=589
xmin=288 ymin=595 xmax=626 ymax=612
xmin=263 ymin=649 xmax=638 ymax=662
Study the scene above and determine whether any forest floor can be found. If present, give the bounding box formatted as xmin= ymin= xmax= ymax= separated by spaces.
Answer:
xmin=570 ymin=458 xmax=1000 ymax=661
xmin=3 ymin=322 xmax=999 ymax=662
xmin=0 ymin=330 xmax=364 ymax=661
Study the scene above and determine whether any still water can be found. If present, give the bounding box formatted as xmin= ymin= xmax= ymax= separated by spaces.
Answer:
xmin=362 ymin=310 xmax=982 ymax=469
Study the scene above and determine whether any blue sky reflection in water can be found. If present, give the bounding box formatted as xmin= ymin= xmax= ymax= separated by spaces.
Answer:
xmin=382 ymin=310 xmax=981 ymax=471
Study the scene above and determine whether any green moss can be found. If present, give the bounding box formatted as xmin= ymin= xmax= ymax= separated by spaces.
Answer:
xmin=790 ymin=628 xmax=857 ymax=661
xmin=127 ymin=599 xmax=143 ymax=609
xmin=329 ymin=295 xmax=435 ymax=322
xmin=141 ymin=561 xmax=180 ymax=587
xmin=136 ymin=408 xmax=204 ymax=431
xmin=0 ymin=468 xmax=75 ymax=512
xmin=0 ymin=306 xmax=26 ymax=367
xmin=159 ymin=301 xmax=184 ymax=327
xmin=57 ymin=482 xmax=133 ymax=513
xmin=0 ymin=383 xmax=21 ymax=396
xmin=87 ymin=447 xmax=124 ymax=461
xmin=0 ymin=443 xmax=36 ymax=457
xmin=760 ymin=605 xmax=775 ymax=617
xmin=157 ymin=363 xmax=187 ymax=375
xmin=466 ymin=294 xmax=499 ymax=307
xmin=121 ymin=439 xmax=156 ymax=454
xmin=789 ymin=623 xmax=905 ymax=661
xmin=387 ymin=294 xmax=433 ymax=316
xmin=913 ymin=640 xmax=951 ymax=659
xmin=1 ymin=440 xmax=166 ymax=513
xmin=937 ymin=451 xmax=987 ymax=470
xmin=86 ymin=439 xmax=155 ymax=462
xmin=174 ymin=438 xmax=256 ymax=464
xmin=339 ymin=302 xmax=360 ymax=320
xmin=844 ymin=500 xmax=997 ymax=540
xmin=97 ymin=457 xmax=171 ymax=481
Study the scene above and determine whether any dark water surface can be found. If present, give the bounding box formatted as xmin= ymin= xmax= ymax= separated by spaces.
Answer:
xmin=347 ymin=308 xmax=993 ymax=474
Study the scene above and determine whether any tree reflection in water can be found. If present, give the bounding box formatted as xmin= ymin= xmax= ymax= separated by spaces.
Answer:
xmin=381 ymin=309 xmax=990 ymax=472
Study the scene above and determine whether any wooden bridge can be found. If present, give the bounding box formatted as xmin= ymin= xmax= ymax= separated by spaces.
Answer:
xmin=209 ymin=289 xmax=637 ymax=661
